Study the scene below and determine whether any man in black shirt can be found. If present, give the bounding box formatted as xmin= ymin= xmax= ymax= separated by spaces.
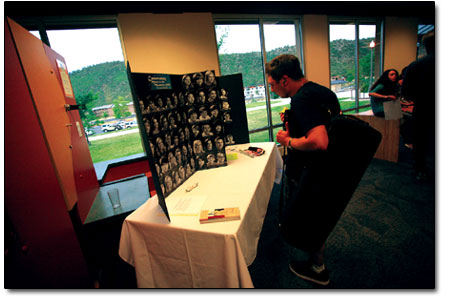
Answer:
xmin=266 ymin=54 xmax=341 ymax=286
xmin=401 ymin=33 xmax=435 ymax=181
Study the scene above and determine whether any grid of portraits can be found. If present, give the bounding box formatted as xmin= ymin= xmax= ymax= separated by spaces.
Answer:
xmin=136 ymin=71 xmax=233 ymax=197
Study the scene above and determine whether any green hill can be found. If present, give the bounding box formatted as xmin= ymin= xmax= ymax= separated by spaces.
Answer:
xmin=69 ymin=39 xmax=373 ymax=107
xmin=70 ymin=61 xmax=133 ymax=107
xmin=218 ymin=45 xmax=297 ymax=87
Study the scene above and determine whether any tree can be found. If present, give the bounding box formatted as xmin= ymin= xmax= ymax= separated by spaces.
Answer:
xmin=216 ymin=25 xmax=230 ymax=52
xmin=112 ymin=96 xmax=131 ymax=119
xmin=358 ymin=54 xmax=372 ymax=92
xmin=76 ymin=92 xmax=99 ymax=130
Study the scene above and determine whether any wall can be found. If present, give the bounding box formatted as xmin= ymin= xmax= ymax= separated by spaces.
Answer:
xmin=118 ymin=13 xmax=220 ymax=75
xmin=116 ymin=13 xmax=418 ymax=90
xmin=8 ymin=17 xmax=79 ymax=211
xmin=301 ymin=15 xmax=330 ymax=87
xmin=301 ymin=15 xmax=418 ymax=87
xmin=384 ymin=17 xmax=418 ymax=73
xmin=5 ymin=18 xmax=91 ymax=288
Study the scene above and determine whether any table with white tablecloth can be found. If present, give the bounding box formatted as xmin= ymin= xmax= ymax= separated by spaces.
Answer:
xmin=118 ymin=142 xmax=282 ymax=288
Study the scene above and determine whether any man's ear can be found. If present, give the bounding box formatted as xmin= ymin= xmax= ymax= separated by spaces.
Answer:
xmin=282 ymin=75 xmax=288 ymax=85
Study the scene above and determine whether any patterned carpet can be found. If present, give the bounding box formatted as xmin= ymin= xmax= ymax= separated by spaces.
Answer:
xmin=248 ymin=149 xmax=435 ymax=289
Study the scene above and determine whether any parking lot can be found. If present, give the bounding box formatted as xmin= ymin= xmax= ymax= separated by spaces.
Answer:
xmin=86 ymin=118 xmax=138 ymax=140
xmin=88 ymin=127 xmax=139 ymax=141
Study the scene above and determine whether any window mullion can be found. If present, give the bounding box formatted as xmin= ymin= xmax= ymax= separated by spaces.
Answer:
xmin=355 ymin=20 xmax=360 ymax=113
xmin=259 ymin=19 xmax=274 ymax=142
xmin=294 ymin=19 xmax=304 ymax=71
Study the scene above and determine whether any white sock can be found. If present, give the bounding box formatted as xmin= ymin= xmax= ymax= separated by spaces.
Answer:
xmin=311 ymin=264 xmax=325 ymax=273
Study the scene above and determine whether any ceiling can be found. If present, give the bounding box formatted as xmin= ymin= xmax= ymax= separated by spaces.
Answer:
xmin=6 ymin=1 xmax=435 ymax=21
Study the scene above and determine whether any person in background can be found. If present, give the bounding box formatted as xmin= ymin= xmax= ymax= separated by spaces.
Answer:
xmin=188 ymin=109 xmax=199 ymax=124
xmin=164 ymin=175 xmax=173 ymax=194
xmin=215 ymin=137 xmax=224 ymax=151
xmin=193 ymin=139 xmax=205 ymax=155
xmin=198 ymin=106 xmax=211 ymax=121
xmin=186 ymin=92 xmax=195 ymax=106
xmin=204 ymin=70 xmax=216 ymax=87
xmin=216 ymin=152 xmax=226 ymax=166
xmin=207 ymin=89 xmax=218 ymax=103
xmin=182 ymin=74 xmax=193 ymax=90
xmin=401 ymin=32 xmax=435 ymax=181
xmin=397 ymin=68 xmax=414 ymax=149
xmin=196 ymin=90 xmax=206 ymax=104
xmin=193 ymin=72 xmax=204 ymax=88
xmin=368 ymin=69 xmax=400 ymax=117
xmin=206 ymin=153 xmax=216 ymax=168
xmin=143 ymin=118 xmax=151 ymax=135
xmin=266 ymin=54 xmax=341 ymax=286
xmin=151 ymin=118 xmax=160 ymax=135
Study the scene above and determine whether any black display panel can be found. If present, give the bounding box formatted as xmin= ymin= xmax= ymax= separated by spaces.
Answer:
xmin=127 ymin=65 xmax=248 ymax=221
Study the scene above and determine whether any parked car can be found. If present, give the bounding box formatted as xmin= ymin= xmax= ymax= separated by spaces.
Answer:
xmin=84 ymin=128 xmax=94 ymax=136
xmin=117 ymin=120 xmax=137 ymax=129
xmin=124 ymin=121 xmax=137 ymax=129
xmin=101 ymin=124 xmax=122 ymax=132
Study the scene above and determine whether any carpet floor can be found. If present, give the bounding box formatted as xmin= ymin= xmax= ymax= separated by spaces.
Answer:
xmin=248 ymin=146 xmax=435 ymax=289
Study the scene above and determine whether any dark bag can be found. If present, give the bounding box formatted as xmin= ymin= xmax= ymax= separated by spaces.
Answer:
xmin=280 ymin=115 xmax=382 ymax=252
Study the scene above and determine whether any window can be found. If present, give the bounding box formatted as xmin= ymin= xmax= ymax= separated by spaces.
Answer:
xmin=417 ymin=24 xmax=434 ymax=58
xmin=214 ymin=18 xmax=302 ymax=142
xmin=44 ymin=27 xmax=144 ymax=176
xmin=30 ymin=30 xmax=40 ymax=39
xmin=263 ymin=22 xmax=298 ymax=133
xmin=329 ymin=20 xmax=382 ymax=114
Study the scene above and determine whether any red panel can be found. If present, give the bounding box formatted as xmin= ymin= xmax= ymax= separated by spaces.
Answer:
xmin=100 ymin=160 xmax=156 ymax=195
xmin=42 ymin=44 xmax=99 ymax=223
xmin=146 ymin=172 xmax=157 ymax=197
xmin=102 ymin=160 xmax=151 ymax=183
xmin=5 ymin=18 xmax=91 ymax=287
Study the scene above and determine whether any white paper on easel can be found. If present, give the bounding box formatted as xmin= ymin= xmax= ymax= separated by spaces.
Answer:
xmin=166 ymin=196 xmax=207 ymax=216
xmin=383 ymin=99 xmax=403 ymax=120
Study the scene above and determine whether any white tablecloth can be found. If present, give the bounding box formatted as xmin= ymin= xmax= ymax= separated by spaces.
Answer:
xmin=118 ymin=142 xmax=282 ymax=288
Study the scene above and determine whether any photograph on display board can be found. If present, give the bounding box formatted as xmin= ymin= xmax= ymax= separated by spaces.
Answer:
xmin=128 ymin=68 xmax=238 ymax=221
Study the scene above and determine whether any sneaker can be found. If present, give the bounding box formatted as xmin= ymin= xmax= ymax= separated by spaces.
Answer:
xmin=289 ymin=260 xmax=330 ymax=286
xmin=414 ymin=171 xmax=429 ymax=182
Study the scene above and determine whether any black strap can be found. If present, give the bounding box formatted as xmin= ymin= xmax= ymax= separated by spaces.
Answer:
xmin=278 ymin=146 xmax=288 ymax=225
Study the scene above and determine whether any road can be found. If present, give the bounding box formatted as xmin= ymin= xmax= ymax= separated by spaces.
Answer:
xmin=88 ymin=128 xmax=139 ymax=141
xmin=88 ymin=91 xmax=364 ymax=141
xmin=246 ymin=98 xmax=291 ymax=112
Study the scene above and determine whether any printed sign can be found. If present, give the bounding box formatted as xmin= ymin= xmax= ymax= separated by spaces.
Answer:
xmin=56 ymin=59 xmax=74 ymax=98
xmin=148 ymin=74 xmax=172 ymax=90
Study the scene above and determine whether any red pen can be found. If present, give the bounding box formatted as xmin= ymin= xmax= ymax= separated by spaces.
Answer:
xmin=208 ymin=215 xmax=225 ymax=219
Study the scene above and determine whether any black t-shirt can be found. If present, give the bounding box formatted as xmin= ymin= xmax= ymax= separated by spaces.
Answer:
xmin=401 ymin=54 xmax=435 ymax=116
xmin=285 ymin=81 xmax=341 ymax=179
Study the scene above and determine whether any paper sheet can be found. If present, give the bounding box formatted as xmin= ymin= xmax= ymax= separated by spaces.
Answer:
xmin=165 ymin=195 xmax=207 ymax=216
xmin=383 ymin=99 xmax=403 ymax=120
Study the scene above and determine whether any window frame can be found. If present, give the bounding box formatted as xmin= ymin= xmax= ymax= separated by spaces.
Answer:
xmin=213 ymin=14 xmax=304 ymax=142
xmin=328 ymin=17 xmax=384 ymax=114
xmin=23 ymin=14 xmax=305 ymax=145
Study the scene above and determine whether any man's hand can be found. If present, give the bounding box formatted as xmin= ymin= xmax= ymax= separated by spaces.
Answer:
xmin=277 ymin=124 xmax=329 ymax=151
xmin=276 ymin=122 xmax=290 ymax=146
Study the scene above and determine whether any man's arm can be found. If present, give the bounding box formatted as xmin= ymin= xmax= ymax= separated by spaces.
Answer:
xmin=276 ymin=124 xmax=329 ymax=151
xmin=401 ymin=64 xmax=418 ymax=102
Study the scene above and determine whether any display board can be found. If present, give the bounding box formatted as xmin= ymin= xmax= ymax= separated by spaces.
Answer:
xmin=128 ymin=66 xmax=249 ymax=221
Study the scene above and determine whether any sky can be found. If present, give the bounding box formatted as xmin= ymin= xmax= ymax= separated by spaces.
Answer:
xmin=216 ymin=24 xmax=376 ymax=54
xmin=32 ymin=28 xmax=125 ymax=72
xmin=32 ymin=23 xmax=376 ymax=72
